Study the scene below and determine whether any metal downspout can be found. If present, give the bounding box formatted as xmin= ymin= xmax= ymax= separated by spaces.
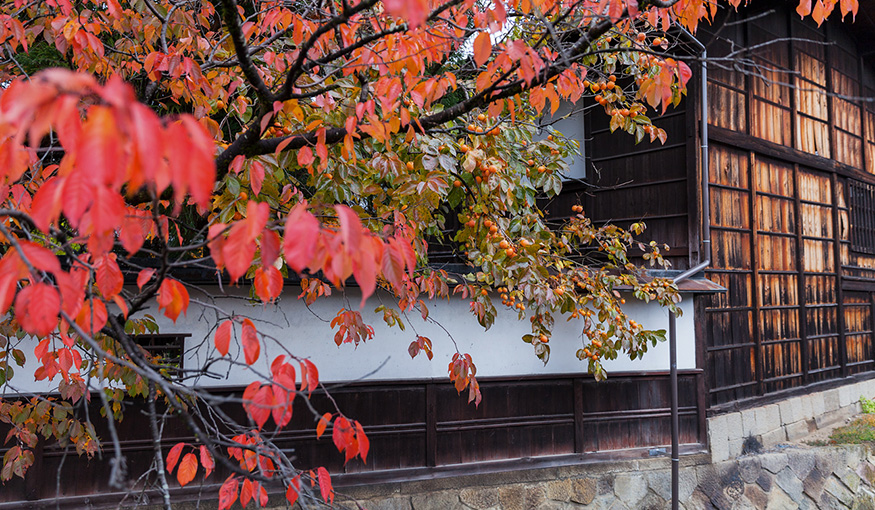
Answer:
xmin=669 ymin=31 xmax=710 ymax=510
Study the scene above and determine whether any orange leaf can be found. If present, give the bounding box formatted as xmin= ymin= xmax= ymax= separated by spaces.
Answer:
xmin=254 ymin=266 xmax=283 ymax=303
xmin=177 ymin=453 xmax=198 ymax=487
xmin=199 ymin=445 xmax=214 ymax=479
xmin=166 ymin=442 xmax=184 ymax=473
xmin=241 ymin=318 xmax=260 ymax=365
xmin=473 ymin=31 xmax=492 ymax=67
xmin=75 ymin=299 xmax=108 ymax=335
xmin=215 ymin=320 xmax=232 ymax=356
xmin=316 ymin=413 xmax=331 ymax=439
xmin=157 ymin=279 xmax=189 ymax=322
xmin=15 ymin=282 xmax=60 ymax=337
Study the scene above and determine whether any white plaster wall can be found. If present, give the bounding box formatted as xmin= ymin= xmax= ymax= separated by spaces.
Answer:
xmin=2 ymin=286 xmax=697 ymax=394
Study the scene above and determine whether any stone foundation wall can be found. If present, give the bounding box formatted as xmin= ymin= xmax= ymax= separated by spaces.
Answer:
xmin=707 ymin=378 xmax=875 ymax=463
xmin=330 ymin=444 xmax=875 ymax=510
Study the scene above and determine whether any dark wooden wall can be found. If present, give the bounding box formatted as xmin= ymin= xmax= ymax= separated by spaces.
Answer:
xmin=0 ymin=372 xmax=705 ymax=506
xmin=701 ymin=5 xmax=875 ymax=407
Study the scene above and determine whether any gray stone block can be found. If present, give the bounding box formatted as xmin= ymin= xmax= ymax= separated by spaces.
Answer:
xmin=411 ymin=491 xmax=460 ymax=510
xmin=761 ymin=427 xmax=787 ymax=449
xmin=785 ymin=419 xmax=813 ymax=441
xmin=460 ymin=487 xmax=499 ymax=509
xmin=775 ymin=466 xmax=804 ymax=503
xmin=788 ymin=450 xmax=817 ymax=479
xmin=824 ymin=389 xmax=841 ymax=412
xmin=726 ymin=413 xmax=743 ymax=441
xmin=761 ymin=452 xmax=790 ymax=474
xmin=810 ymin=393 xmax=825 ymax=418
xmin=766 ymin=485 xmax=800 ymax=510
xmin=756 ymin=405 xmax=782 ymax=433
xmin=779 ymin=400 xmax=795 ymax=426
xmin=826 ymin=475 xmax=855 ymax=507
xmin=362 ymin=498 xmax=413 ymax=510
xmin=709 ymin=414 xmax=728 ymax=446
xmin=741 ymin=409 xmax=758 ymax=437
xmin=613 ymin=474 xmax=647 ymax=506
xmin=738 ymin=457 xmax=762 ymax=484
xmin=837 ymin=465 xmax=862 ymax=493
xmin=839 ymin=384 xmax=853 ymax=408
xmin=803 ymin=468 xmax=826 ymax=501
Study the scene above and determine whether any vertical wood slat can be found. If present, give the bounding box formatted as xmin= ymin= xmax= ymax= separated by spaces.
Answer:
xmin=831 ymin=172 xmax=848 ymax=376
xmin=573 ymin=378 xmax=585 ymax=453
xmin=871 ymin=292 xmax=875 ymax=366
xmin=426 ymin=382 xmax=436 ymax=467
xmin=793 ymin=164 xmax=810 ymax=383
xmin=695 ymin=297 xmax=709 ymax=442
xmin=749 ymin=151 xmax=764 ymax=395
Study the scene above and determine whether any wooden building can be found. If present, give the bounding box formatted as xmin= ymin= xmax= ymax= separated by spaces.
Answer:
xmin=4 ymin=2 xmax=875 ymax=507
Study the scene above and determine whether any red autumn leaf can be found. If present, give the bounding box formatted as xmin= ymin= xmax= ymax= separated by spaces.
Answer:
xmin=299 ymin=358 xmax=319 ymax=396
xmin=119 ymin=209 xmax=147 ymax=255
xmin=355 ymin=420 xmax=370 ymax=464
xmin=249 ymin=384 xmax=272 ymax=430
xmin=136 ymin=268 xmax=155 ymax=290
xmin=157 ymin=279 xmax=189 ymax=322
xmin=257 ymin=482 xmax=268 ymax=507
xmin=199 ymin=445 xmax=214 ymax=479
xmin=269 ymin=385 xmax=292 ymax=428
xmin=223 ymin=223 xmax=257 ymax=283
xmin=215 ymin=320 xmax=232 ymax=356
xmin=240 ymin=478 xmax=254 ymax=507
xmin=218 ymin=475 xmax=239 ymax=510
xmin=261 ymin=229 xmax=281 ymax=268
xmin=473 ymin=31 xmax=492 ymax=67
xmin=95 ymin=254 xmax=123 ymax=298
xmin=75 ymin=299 xmax=108 ymax=335
xmin=177 ymin=452 xmax=198 ymax=487
xmin=283 ymin=202 xmax=319 ymax=274
xmin=241 ymin=318 xmax=260 ymax=365
xmin=18 ymin=241 xmax=61 ymax=275
xmin=254 ymin=266 xmax=283 ymax=303
xmin=15 ymin=282 xmax=60 ymax=337
xmin=166 ymin=442 xmax=184 ymax=473
xmin=317 ymin=466 xmax=334 ymax=503
xmin=0 ymin=274 xmax=17 ymax=316
xmin=285 ymin=476 xmax=301 ymax=507
xmin=29 ymin=177 xmax=64 ymax=232
xmin=250 ymin=160 xmax=264 ymax=196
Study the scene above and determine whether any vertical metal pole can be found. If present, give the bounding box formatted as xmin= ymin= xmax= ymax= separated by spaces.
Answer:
xmin=670 ymin=311 xmax=679 ymax=510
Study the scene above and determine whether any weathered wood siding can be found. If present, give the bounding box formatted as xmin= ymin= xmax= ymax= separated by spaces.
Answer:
xmin=0 ymin=372 xmax=705 ymax=505
xmin=702 ymin=6 xmax=875 ymax=407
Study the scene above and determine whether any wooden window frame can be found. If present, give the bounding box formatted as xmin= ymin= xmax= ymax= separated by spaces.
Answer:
xmin=848 ymin=179 xmax=875 ymax=255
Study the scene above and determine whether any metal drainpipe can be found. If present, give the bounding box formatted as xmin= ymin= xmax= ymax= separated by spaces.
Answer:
xmin=668 ymin=30 xmax=710 ymax=510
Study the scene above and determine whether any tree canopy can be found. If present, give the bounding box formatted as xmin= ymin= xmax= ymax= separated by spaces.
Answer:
xmin=0 ymin=0 xmax=858 ymax=506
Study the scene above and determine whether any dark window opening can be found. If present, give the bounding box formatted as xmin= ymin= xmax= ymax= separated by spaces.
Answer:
xmin=849 ymin=180 xmax=875 ymax=254
xmin=133 ymin=334 xmax=188 ymax=376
